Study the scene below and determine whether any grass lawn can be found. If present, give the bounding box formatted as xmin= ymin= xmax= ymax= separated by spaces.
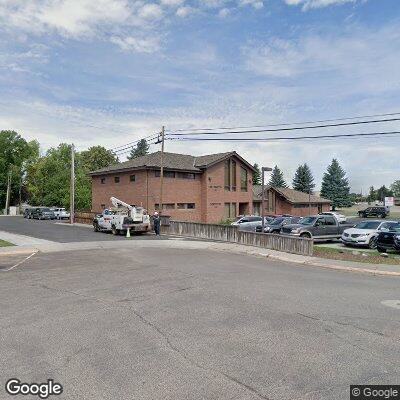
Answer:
xmin=314 ymin=246 xmax=400 ymax=266
xmin=0 ymin=239 xmax=15 ymax=247
xmin=337 ymin=205 xmax=400 ymax=218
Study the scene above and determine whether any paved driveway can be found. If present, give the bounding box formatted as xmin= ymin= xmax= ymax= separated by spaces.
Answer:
xmin=0 ymin=216 xmax=164 ymax=243
xmin=1 ymin=247 xmax=399 ymax=399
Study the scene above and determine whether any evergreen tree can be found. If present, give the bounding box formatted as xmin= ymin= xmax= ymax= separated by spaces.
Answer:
xmin=292 ymin=163 xmax=315 ymax=194
xmin=268 ymin=165 xmax=287 ymax=187
xmin=367 ymin=186 xmax=376 ymax=203
xmin=376 ymin=185 xmax=393 ymax=202
xmin=253 ymin=163 xmax=261 ymax=185
xmin=320 ymin=159 xmax=351 ymax=210
xmin=128 ymin=139 xmax=149 ymax=160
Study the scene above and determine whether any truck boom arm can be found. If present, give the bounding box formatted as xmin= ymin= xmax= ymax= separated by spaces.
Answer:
xmin=110 ymin=197 xmax=135 ymax=211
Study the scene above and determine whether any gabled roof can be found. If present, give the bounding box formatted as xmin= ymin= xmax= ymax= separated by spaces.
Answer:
xmin=90 ymin=151 xmax=256 ymax=175
xmin=253 ymin=185 xmax=331 ymax=204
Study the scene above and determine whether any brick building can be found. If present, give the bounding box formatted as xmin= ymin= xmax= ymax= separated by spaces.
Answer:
xmin=253 ymin=185 xmax=331 ymax=216
xmin=90 ymin=151 xmax=257 ymax=223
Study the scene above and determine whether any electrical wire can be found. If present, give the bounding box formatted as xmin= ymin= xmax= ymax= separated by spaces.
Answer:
xmin=167 ymin=130 xmax=400 ymax=142
xmin=110 ymin=132 xmax=161 ymax=153
xmin=165 ymin=111 xmax=400 ymax=133
xmin=167 ymin=118 xmax=400 ymax=136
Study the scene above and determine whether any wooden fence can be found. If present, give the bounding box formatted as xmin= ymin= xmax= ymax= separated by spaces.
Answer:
xmin=74 ymin=211 xmax=96 ymax=225
xmin=162 ymin=220 xmax=313 ymax=256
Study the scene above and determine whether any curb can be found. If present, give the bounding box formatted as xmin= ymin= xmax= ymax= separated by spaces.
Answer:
xmin=0 ymin=247 xmax=39 ymax=256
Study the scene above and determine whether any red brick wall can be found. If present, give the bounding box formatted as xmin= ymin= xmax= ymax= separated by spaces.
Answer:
xmin=257 ymin=198 xmax=331 ymax=217
xmin=91 ymin=156 xmax=254 ymax=224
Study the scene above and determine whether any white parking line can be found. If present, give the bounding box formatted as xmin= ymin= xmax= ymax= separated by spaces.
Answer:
xmin=0 ymin=251 xmax=38 ymax=272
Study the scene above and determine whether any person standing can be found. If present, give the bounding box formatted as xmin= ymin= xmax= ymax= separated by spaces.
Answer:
xmin=153 ymin=211 xmax=161 ymax=236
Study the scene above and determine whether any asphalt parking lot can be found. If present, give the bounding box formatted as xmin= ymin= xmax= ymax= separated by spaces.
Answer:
xmin=1 ymin=247 xmax=400 ymax=400
xmin=0 ymin=216 xmax=167 ymax=243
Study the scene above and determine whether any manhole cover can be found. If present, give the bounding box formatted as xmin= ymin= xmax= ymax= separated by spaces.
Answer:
xmin=381 ymin=300 xmax=400 ymax=310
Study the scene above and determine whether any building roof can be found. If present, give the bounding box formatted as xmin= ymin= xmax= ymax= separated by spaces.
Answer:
xmin=253 ymin=185 xmax=331 ymax=204
xmin=90 ymin=151 xmax=256 ymax=175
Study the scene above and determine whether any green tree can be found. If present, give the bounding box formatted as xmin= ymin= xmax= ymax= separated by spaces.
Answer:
xmin=292 ymin=163 xmax=315 ymax=193
xmin=320 ymin=159 xmax=351 ymax=210
xmin=80 ymin=146 xmax=118 ymax=172
xmin=0 ymin=130 xmax=34 ymax=208
xmin=268 ymin=165 xmax=287 ymax=187
xmin=390 ymin=180 xmax=400 ymax=198
xmin=128 ymin=139 xmax=149 ymax=160
xmin=253 ymin=163 xmax=261 ymax=185
xmin=376 ymin=185 xmax=393 ymax=202
xmin=367 ymin=186 xmax=376 ymax=203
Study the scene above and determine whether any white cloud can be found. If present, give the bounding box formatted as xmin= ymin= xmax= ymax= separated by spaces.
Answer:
xmin=218 ymin=7 xmax=230 ymax=17
xmin=176 ymin=6 xmax=196 ymax=17
xmin=160 ymin=0 xmax=185 ymax=6
xmin=110 ymin=35 xmax=162 ymax=53
xmin=239 ymin=0 xmax=264 ymax=9
xmin=284 ymin=0 xmax=359 ymax=11
xmin=137 ymin=3 xmax=163 ymax=19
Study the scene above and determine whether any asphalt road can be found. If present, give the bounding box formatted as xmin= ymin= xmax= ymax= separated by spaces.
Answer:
xmin=1 ymin=247 xmax=400 ymax=399
xmin=0 ymin=216 xmax=167 ymax=243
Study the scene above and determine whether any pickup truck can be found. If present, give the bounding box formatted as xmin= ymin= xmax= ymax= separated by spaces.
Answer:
xmin=280 ymin=215 xmax=353 ymax=240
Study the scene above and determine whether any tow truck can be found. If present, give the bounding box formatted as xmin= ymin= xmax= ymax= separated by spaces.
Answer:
xmin=93 ymin=197 xmax=151 ymax=235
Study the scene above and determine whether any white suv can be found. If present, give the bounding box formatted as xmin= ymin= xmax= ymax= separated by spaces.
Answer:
xmin=52 ymin=208 xmax=71 ymax=220
xmin=341 ymin=220 xmax=398 ymax=249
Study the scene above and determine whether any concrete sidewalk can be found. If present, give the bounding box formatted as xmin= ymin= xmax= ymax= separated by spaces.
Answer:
xmin=1 ymin=232 xmax=399 ymax=276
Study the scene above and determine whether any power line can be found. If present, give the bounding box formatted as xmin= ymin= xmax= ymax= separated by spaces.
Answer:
xmin=165 ymin=111 xmax=400 ymax=133
xmin=110 ymin=133 xmax=160 ymax=153
xmin=167 ymin=117 xmax=400 ymax=136
xmin=113 ymin=138 xmax=160 ymax=156
xmin=168 ymin=130 xmax=400 ymax=142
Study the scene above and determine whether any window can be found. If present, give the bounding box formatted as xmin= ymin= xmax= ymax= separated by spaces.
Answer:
xmin=177 ymin=203 xmax=196 ymax=209
xmin=240 ymin=167 xmax=248 ymax=191
xmin=100 ymin=178 xmax=105 ymax=184
xmin=114 ymin=177 xmax=120 ymax=183
xmin=177 ymin=172 xmax=196 ymax=179
xmin=130 ymin=175 xmax=136 ymax=182
xmin=225 ymin=203 xmax=237 ymax=218
xmin=155 ymin=170 xmax=175 ymax=178
xmin=231 ymin=160 xmax=236 ymax=191
xmin=231 ymin=203 xmax=237 ymax=218
xmin=325 ymin=216 xmax=336 ymax=225
xmin=224 ymin=160 xmax=230 ymax=190
xmin=155 ymin=203 xmax=175 ymax=210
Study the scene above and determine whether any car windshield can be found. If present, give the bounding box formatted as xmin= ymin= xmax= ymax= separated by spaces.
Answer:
xmin=298 ymin=217 xmax=317 ymax=225
xmin=355 ymin=221 xmax=380 ymax=229
xmin=271 ymin=217 xmax=285 ymax=225
xmin=387 ymin=223 xmax=400 ymax=232
xmin=42 ymin=208 xmax=51 ymax=212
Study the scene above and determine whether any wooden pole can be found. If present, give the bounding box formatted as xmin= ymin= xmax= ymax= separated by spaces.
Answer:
xmin=159 ymin=126 xmax=165 ymax=214
xmin=70 ymin=144 xmax=75 ymax=224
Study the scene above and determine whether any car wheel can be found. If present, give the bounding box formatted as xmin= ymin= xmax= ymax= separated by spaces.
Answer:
xmin=368 ymin=237 xmax=377 ymax=249
xmin=377 ymin=246 xmax=385 ymax=253
xmin=300 ymin=232 xmax=312 ymax=239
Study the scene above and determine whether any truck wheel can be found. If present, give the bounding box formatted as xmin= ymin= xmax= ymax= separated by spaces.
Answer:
xmin=111 ymin=225 xmax=119 ymax=235
xmin=93 ymin=223 xmax=99 ymax=232
xmin=377 ymin=246 xmax=385 ymax=253
xmin=300 ymin=232 xmax=312 ymax=239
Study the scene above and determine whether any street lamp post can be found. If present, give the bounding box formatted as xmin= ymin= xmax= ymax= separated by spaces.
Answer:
xmin=261 ymin=167 xmax=273 ymax=232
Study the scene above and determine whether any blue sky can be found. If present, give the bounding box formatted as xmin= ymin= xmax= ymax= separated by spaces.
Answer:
xmin=1 ymin=0 xmax=399 ymax=192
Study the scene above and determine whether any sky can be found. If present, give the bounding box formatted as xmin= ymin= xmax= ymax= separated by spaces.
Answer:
xmin=0 ymin=0 xmax=399 ymax=193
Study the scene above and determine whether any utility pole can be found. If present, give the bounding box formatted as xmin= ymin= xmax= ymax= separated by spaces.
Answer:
xmin=159 ymin=126 xmax=165 ymax=214
xmin=5 ymin=168 xmax=12 ymax=215
xmin=261 ymin=167 xmax=272 ymax=232
xmin=70 ymin=144 xmax=75 ymax=224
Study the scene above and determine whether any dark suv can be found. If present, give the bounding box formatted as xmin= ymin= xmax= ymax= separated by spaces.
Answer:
xmin=358 ymin=206 xmax=389 ymax=218
xmin=32 ymin=207 xmax=55 ymax=220
xmin=376 ymin=222 xmax=400 ymax=253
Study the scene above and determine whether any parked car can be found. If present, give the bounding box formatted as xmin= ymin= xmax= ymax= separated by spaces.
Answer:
xmin=341 ymin=220 xmax=398 ymax=249
xmin=358 ymin=206 xmax=389 ymax=218
xmin=255 ymin=216 xmax=301 ymax=233
xmin=51 ymin=207 xmax=70 ymax=220
xmin=281 ymin=215 xmax=353 ymax=240
xmin=376 ymin=222 xmax=400 ymax=253
xmin=319 ymin=211 xmax=347 ymax=223
xmin=23 ymin=208 xmax=34 ymax=219
xmin=32 ymin=207 xmax=55 ymax=220
xmin=231 ymin=216 xmax=263 ymax=226
xmin=238 ymin=217 xmax=275 ymax=232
